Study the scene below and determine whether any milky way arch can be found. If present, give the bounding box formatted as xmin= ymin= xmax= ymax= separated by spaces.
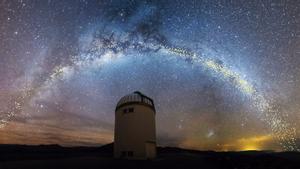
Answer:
xmin=0 ymin=1 xmax=298 ymax=151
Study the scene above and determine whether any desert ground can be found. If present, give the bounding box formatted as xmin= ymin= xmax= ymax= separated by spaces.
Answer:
xmin=0 ymin=144 xmax=300 ymax=169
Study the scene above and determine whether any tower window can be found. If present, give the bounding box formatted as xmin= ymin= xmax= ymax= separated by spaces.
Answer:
xmin=128 ymin=108 xmax=134 ymax=112
xmin=127 ymin=151 xmax=133 ymax=157
xmin=121 ymin=151 xmax=133 ymax=157
xmin=123 ymin=108 xmax=134 ymax=114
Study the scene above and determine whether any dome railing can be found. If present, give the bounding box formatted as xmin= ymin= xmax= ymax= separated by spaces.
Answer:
xmin=115 ymin=91 xmax=156 ymax=112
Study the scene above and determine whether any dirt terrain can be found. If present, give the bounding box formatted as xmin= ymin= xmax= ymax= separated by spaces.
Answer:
xmin=0 ymin=144 xmax=299 ymax=169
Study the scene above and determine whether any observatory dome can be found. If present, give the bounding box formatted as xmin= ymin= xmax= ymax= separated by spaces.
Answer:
xmin=116 ymin=91 xmax=155 ymax=112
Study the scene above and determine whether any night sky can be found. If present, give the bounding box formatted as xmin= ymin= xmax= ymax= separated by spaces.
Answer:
xmin=0 ymin=0 xmax=300 ymax=151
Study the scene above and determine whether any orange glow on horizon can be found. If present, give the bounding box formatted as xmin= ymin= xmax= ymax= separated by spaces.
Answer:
xmin=238 ymin=135 xmax=273 ymax=151
xmin=179 ymin=134 xmax=275 ymax=151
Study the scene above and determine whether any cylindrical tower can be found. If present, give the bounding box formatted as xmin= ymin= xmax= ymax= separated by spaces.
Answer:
xmin=114 ymin=91 xmax=156 ymax=159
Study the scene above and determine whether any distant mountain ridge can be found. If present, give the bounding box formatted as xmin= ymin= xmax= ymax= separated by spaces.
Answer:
xmin=0 ymin=143 xmax=289 ymax=155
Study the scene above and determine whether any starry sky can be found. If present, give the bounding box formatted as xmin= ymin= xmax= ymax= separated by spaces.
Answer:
xmin=0 ymin=0 xmax=300 ymax=151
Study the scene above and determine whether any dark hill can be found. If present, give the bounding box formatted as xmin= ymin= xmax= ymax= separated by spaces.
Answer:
xmin=0 ymin=144 xmax=299 ymax=169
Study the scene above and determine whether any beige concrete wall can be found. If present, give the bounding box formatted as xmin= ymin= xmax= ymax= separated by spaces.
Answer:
xmin=114 ymin=104 xmax=156 ymax=159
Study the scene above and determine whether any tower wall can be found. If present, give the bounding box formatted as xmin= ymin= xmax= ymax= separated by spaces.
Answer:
xmin=114 ymin=104 xmax=156 ymax=159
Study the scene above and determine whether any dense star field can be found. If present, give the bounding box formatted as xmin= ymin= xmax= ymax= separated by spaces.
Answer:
xmin=0 ymin=0 xmax=299 ymax=151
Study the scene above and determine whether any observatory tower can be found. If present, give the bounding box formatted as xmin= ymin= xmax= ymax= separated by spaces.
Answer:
xmin=114 ymin=91 xmax=156 ymax=159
